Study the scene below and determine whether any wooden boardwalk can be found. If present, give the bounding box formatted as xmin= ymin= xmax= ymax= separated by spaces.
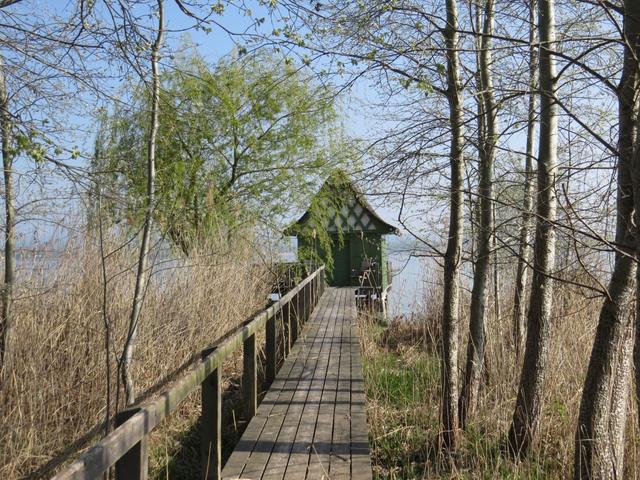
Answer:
xmin=222 ymin=287 xmax=372 ymax=480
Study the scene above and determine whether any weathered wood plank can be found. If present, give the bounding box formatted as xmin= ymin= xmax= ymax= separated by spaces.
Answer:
xmin=234 ymin=290 xmax=336 ymax=479
xmin=263 ymin=289 xmax=342 ymax=480
xmin=266 ymin=313 xmax=277 ymax=385
xmin=329 ymin=289 xmax=352 ymax=479
xmin=222 ymin=292 xmax=330 ymax=477
xmin=201 ymin=348 xmax=222 ymax=480
xmin=303 ymin=288 xmax=345 ymax=479
xmin=243 ymin=333 xmax=257 ymax=419
xmin=222 ymin=287 xmax=372 ymax=480
xmin=281 ymin=288 xmax=342 ymax=480
xmin=115 ymin=408 xmax=148 ymax=480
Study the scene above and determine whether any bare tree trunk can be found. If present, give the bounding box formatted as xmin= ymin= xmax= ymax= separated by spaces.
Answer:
xmin=575 ymin=261 xmax=636 ymax=479
xmin=513 ymin=0 xmax=538 ymax=359
xmin=609 ymin=318 xmax=634 ymax=473
xmin=460 ymin=0 xmax=496 ymax=428
xmin=493 ymin=207 xmax=499 ymax=326
xmin=0 ymin=57 xmax=14 ymax=376
xmin=507 ymin=0 xmax=558 ymax=457
xmin=574 ymin=3 xmax=639 ymax=477
xmin=630 ymin=0 xmax=640 ymax=461
xmin=120 ymin=1 xmax=164 ymax=406
xmin=440 ymin=0 xmax=465 ymax=451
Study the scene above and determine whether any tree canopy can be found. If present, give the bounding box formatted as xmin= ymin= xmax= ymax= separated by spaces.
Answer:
xmin=96 ymin=49 xmax=342 ymax=254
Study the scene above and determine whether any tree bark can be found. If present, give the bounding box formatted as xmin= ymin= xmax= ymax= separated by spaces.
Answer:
xmin=440 ymin=0 xmax=465 ymax=451
xmin=120 ymin=0 xmax=164 ymax=406
xmin=574 ymin=2 xmax=639 ymax=477
xmin=0 ymin=56 xmax=14 ymax=376
xmin=507 ymin=0 xmax=558 ymax=458
xmin=630 ymin=0 xmax=640 ymax=461
xmin=460 ymin=0 xmax=496 ymax=428
xmin=513 ymin=0 xmax=538 ymax=359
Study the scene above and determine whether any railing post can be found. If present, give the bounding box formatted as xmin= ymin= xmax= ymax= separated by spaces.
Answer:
xmin=313 ymin=272 xmax=317 ymax=302
xmin=300 ymin=284 xmax=306 ymax=325
xmin=266 ymin=311 xmax=277 ymax=385
xmin=291 ymin=291 xmax=299 ymax=343
xmin=115 ymin=408 xmax=148 ymax=480
xmin=311 ymin=275 xmax=315 ymax=309
xmin=323 ymin=268 xmax=326 ymax=294
xmin=304 ymin=282 xmax=311 ymax=323
xmin=282 ymin=302 xmax=291 ymax=357
xmin=201 ymin=348 xmax=222 ymax=480
xmin=243 ymin=333 xmax=257 ymax=418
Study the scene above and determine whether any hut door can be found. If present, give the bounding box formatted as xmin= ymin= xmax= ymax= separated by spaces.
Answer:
xmin=330 ymin=234 xmax=350 ymax=286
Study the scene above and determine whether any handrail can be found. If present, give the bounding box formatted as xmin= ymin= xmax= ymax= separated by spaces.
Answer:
xmin=52 ymin=265 xmax=326 ymax=480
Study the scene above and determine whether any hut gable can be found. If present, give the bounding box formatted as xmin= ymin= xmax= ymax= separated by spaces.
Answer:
xmin=290 ymin=174 xmax=399 ymax=235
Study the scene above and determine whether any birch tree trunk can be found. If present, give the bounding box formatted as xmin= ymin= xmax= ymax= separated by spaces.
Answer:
xmin=0 ymin=57 xmax=14 ymax=376
xmin=512 ymin=0 xmax=538 ymax=359
xmin=459 ymin=0 xmax=496 ymax=428
xmin=440 ymin=0 xmax=465 ymax=451
xmin=574 ymin=3 xmax=639 ymax=477
xmin=120 ymin=0 xmax=164 ymax=406
xmin=507 ymin=0 xmax=558 ymax=457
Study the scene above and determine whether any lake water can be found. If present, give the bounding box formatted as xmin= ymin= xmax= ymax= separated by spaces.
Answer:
xmin=386 ymin=239 xmax=427 ymax=317
xmin=13 ymin=237 xmax=427 ymax=317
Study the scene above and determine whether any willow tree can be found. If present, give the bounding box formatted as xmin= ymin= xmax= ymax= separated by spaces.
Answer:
xmin=96 ymin=50 xmax=338 ymax=254
xmin=100 ymin=49 xmax=340 ymax=254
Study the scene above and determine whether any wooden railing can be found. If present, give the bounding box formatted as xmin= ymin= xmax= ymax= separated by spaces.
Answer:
xmin=52 ymin=266 xmax=326 ymax=480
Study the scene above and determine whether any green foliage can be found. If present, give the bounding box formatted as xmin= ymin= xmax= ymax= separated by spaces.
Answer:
xmin=286 ymin=168 xmax=355 ymax=273
xmin=94 ymin=48 xmax=342 ymax=254
xmin=361 ymin=321 xmax=561 ymax=479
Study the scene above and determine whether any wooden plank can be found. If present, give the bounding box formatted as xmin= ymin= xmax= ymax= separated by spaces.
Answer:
xmin=115 ymin=408 xmax=148 ymax=480
xmin=303 ymin=287 xmax=346 ymax=479
xmin=260 ymin=290 xmax=342 ymax=480
xmin=223 ymin=298 xmax=326 ymax=475
xmin=282 ymin=302 xmax=291 ymax=358
xmin=329 ymin=289 xmax=353 ymax=479
xmin=222 ymin=290 xmax=332 ymax=478
xmin=266 ymin=313 xmax=277 ymax=385
xmin=348 ymin=291 xmax=372 ymax=480
xmin=235 ymin=290 xmax=336 ymax=479
xmin=201 ymin=349 xmax=222 ymax=480
xmin=222 ymin=287 xmax=373 ymax=480
xmin=243 ymin=333 xmax=258 ymax=419
xmin=282 ymin=287 xmax=344 ymax=480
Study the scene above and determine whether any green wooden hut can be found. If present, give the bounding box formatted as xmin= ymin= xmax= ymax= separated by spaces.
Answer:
xmin=286 ymin=173 xmax=399 ymax=290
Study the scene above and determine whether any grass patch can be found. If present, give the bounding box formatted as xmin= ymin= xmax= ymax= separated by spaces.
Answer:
xmin=360 ymin=316 xmax=563 ymax=479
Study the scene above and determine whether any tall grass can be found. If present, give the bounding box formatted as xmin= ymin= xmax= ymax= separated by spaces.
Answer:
xmin=0 ymin=230 xmax=269 ymax=478
xmin=361 ymin=270 xmax=640 ymax=479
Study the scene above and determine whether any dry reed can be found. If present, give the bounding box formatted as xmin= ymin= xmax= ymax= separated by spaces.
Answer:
xmin=361 ymin=268 xmax=640 ymax=479
xmin=0 ymin=230 xmax=269 ymax=479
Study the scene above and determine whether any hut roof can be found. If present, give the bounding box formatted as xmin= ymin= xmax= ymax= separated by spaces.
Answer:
xmin=286 ymin=173 xmax=400 ymax=235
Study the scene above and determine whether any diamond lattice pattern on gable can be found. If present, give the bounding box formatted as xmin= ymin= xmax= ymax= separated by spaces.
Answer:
xmin=330 ymin=195 xmax=376 ymax=231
